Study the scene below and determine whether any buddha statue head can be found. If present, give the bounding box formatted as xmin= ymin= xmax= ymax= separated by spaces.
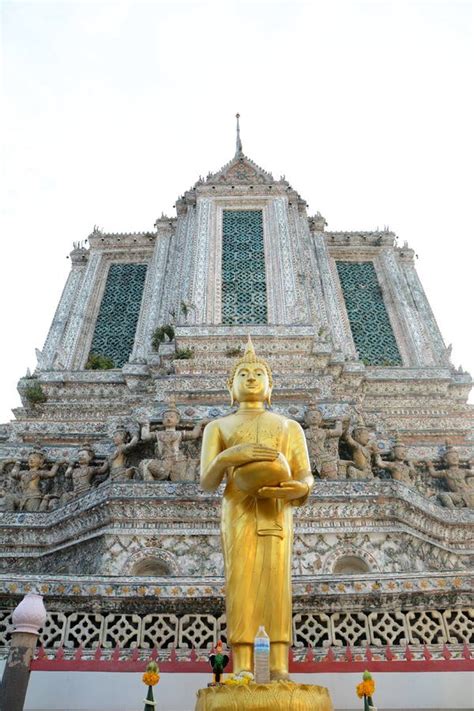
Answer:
xmin=227 ymin=337 xmax=273 ymax=407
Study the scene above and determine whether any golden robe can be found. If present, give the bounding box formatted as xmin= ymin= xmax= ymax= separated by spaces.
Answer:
xmin=218 ymin=411 xmax=311 ymax=646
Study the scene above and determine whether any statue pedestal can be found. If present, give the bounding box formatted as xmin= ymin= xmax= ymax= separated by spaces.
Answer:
xmin=195 ymin=680 xmax=333 ymax=711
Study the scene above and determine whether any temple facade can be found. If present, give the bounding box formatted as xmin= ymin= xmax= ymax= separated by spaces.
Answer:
xmin=0 ymin=122 xmax=472 ymax=664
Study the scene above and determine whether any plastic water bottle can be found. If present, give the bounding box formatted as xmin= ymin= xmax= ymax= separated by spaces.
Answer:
xmin=253 ymin=625 xmax=270 ymax=683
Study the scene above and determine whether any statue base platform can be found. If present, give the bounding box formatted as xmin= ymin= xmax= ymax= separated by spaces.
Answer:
xmin=195 ymin=680 xmax=333 ymax=711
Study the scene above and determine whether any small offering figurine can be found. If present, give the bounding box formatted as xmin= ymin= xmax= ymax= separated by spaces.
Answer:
xmin=209 ymin=639 xmax=229 ymax=685
xmin=356 ymin=670 xmax=376 ymax=711
xmin=142 ymin=660 xmax=160 ymax=710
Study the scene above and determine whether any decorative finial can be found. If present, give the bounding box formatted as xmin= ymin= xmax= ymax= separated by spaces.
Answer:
xmin=12 ymin=593 xmax=47 ymax=634
xmin=235 ymin=113 xmax=243 ymax=156
xmin=163 ymin=395 xmax=179 ymax=417
xmin=242 ymin=334 xmax=256 ymax=362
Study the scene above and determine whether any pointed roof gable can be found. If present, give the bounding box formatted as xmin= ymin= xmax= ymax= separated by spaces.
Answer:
xmin=183 ymin=115 xmax=307 ymax=207
xmin=203 ymin=153 xmax=275 ymax=186
xmin=196 ymin=113 xmax=277 ymax=186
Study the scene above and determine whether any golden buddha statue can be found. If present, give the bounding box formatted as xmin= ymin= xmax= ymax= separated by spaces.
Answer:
xmin=200 ymin=338 xmax=314 ymax=680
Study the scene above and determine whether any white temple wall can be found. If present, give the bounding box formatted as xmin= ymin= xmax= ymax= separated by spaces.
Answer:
xmin=186 ymin=193 xmax=308 ymax=327
xmin=399 ymin=256 xmax=449 ymax=365
xmin=7 ymin=664 xmax=471 ymax=711
xmin=34 ymin=202 xmax=456 ymax=373
xmin=38 ymin=253 xmax=89 ymax=371
xmin=131 ymin=231 xmax=173 ymax=361
xmin=312 ymin=232 xmax=353 ymax=356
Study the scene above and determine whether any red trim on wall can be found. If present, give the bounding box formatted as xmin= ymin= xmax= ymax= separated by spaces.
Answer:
xmin=30 ymin=644 xmax=474 ymax=674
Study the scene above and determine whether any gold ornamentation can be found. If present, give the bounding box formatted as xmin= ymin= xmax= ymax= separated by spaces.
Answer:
xmin=195 ymin=681 xmax=333 ymax=711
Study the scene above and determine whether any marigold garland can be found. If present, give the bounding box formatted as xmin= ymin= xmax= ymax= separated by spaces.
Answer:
xmin=142 ymin=661 xmax=160 ymax=711
xmin=222 ymin=671 xmax=254 ymax=686
xmin=142 ymin=660 xmax=160 ymax=687
xmin=143 ymin=671 xmax=160 ymax=686
xmin=356 ymin=679 xmax=375 ymax=698
xmin=222 ymin=676 xmax=250 ymax=686
xmin=356 ymin=670 xmax=376 ymax=709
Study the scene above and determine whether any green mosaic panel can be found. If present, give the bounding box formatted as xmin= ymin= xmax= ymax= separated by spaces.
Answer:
xmin=89 ymin=263 xmax=147 ymax=368
xmin=221 ymin=210 xmax=267 ymax=325
xmin=336 ymin=261 xmax=402 ymax=366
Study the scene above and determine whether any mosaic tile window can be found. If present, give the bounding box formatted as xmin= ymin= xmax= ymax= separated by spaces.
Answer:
xmin=221 ymin=210 xmax=267 ymax=325
xmin=89 ymin=263 xmax=148 ymax=368
xmin=336 ymin=261 xmax=402 ymax=366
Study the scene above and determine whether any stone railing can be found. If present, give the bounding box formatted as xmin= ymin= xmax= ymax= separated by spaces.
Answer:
xmin=0 ymin=607 xmax=471 ymax=653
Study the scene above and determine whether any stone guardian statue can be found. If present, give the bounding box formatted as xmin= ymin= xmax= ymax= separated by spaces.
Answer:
xmin=425 ymin=444 xmax=474 ymax=509
xmin=9 ymin=447 xmax=62 ymax=512
xmin=62 ymin=443 xmax=108 ymax=502
xmin=374 ymin=436 xmax=418 ymax=487
xmin=304 ymin=401 xmax=343 ymax=478
xmin=343 ymin=416 xmax=377 ymax=479
xmin=140 ymin=404 xmax=206 ymax=482
xmin=108 ymin=427 xmax=139 ymax=480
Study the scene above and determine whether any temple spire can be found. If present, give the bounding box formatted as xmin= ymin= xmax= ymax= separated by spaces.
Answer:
xmin=235 ymin=113 xmax=243 ymax=156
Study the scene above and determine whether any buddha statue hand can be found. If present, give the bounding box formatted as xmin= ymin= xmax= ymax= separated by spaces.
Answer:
xmin=257 ymin=479 xmax=309 ymax=501
xmin=219 ymin=443 xmax=279 ymax=469
xmin=233 ymin=449 xmax=291 ymax=496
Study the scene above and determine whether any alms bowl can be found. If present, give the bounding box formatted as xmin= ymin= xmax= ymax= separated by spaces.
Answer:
xmin=233 ymin=453 xmax=291 ymax=496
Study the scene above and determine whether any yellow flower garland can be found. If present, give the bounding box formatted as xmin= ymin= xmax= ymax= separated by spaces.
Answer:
xmin=142 ymin=661 xmax=160 ymax=687
xmin=222 ymin=671 xmax=254 ymax=686
xmin=356 ymin=679 xmax=375 ymax=698
xmin=142 ymin=671 xmax=160 ymax=686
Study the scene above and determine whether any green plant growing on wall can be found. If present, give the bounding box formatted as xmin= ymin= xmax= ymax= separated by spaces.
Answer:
xmin=85 ymin=353 xmax=116 ymax=370
xmin=151 ymin=325 xmax=175 ymax=351
xmin=179 ymin=301 xmax=196 ymax=321
xmin=175 ymin=347 xmax=194 ymax=360
xmin=24 ymin=382 xmax=47 ymax=405
xmin=225 ymin=346 xmax=243 ymax=358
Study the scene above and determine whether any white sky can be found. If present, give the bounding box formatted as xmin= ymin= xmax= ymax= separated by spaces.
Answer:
xmin=1 ymin=0 xmax=473 ymax=423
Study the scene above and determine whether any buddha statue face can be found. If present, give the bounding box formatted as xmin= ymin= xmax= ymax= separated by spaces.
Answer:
xmin=227 ymin=337 xmax=273 ymax=406
xmin=231 ymin=363 xmax=271 ymax=405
